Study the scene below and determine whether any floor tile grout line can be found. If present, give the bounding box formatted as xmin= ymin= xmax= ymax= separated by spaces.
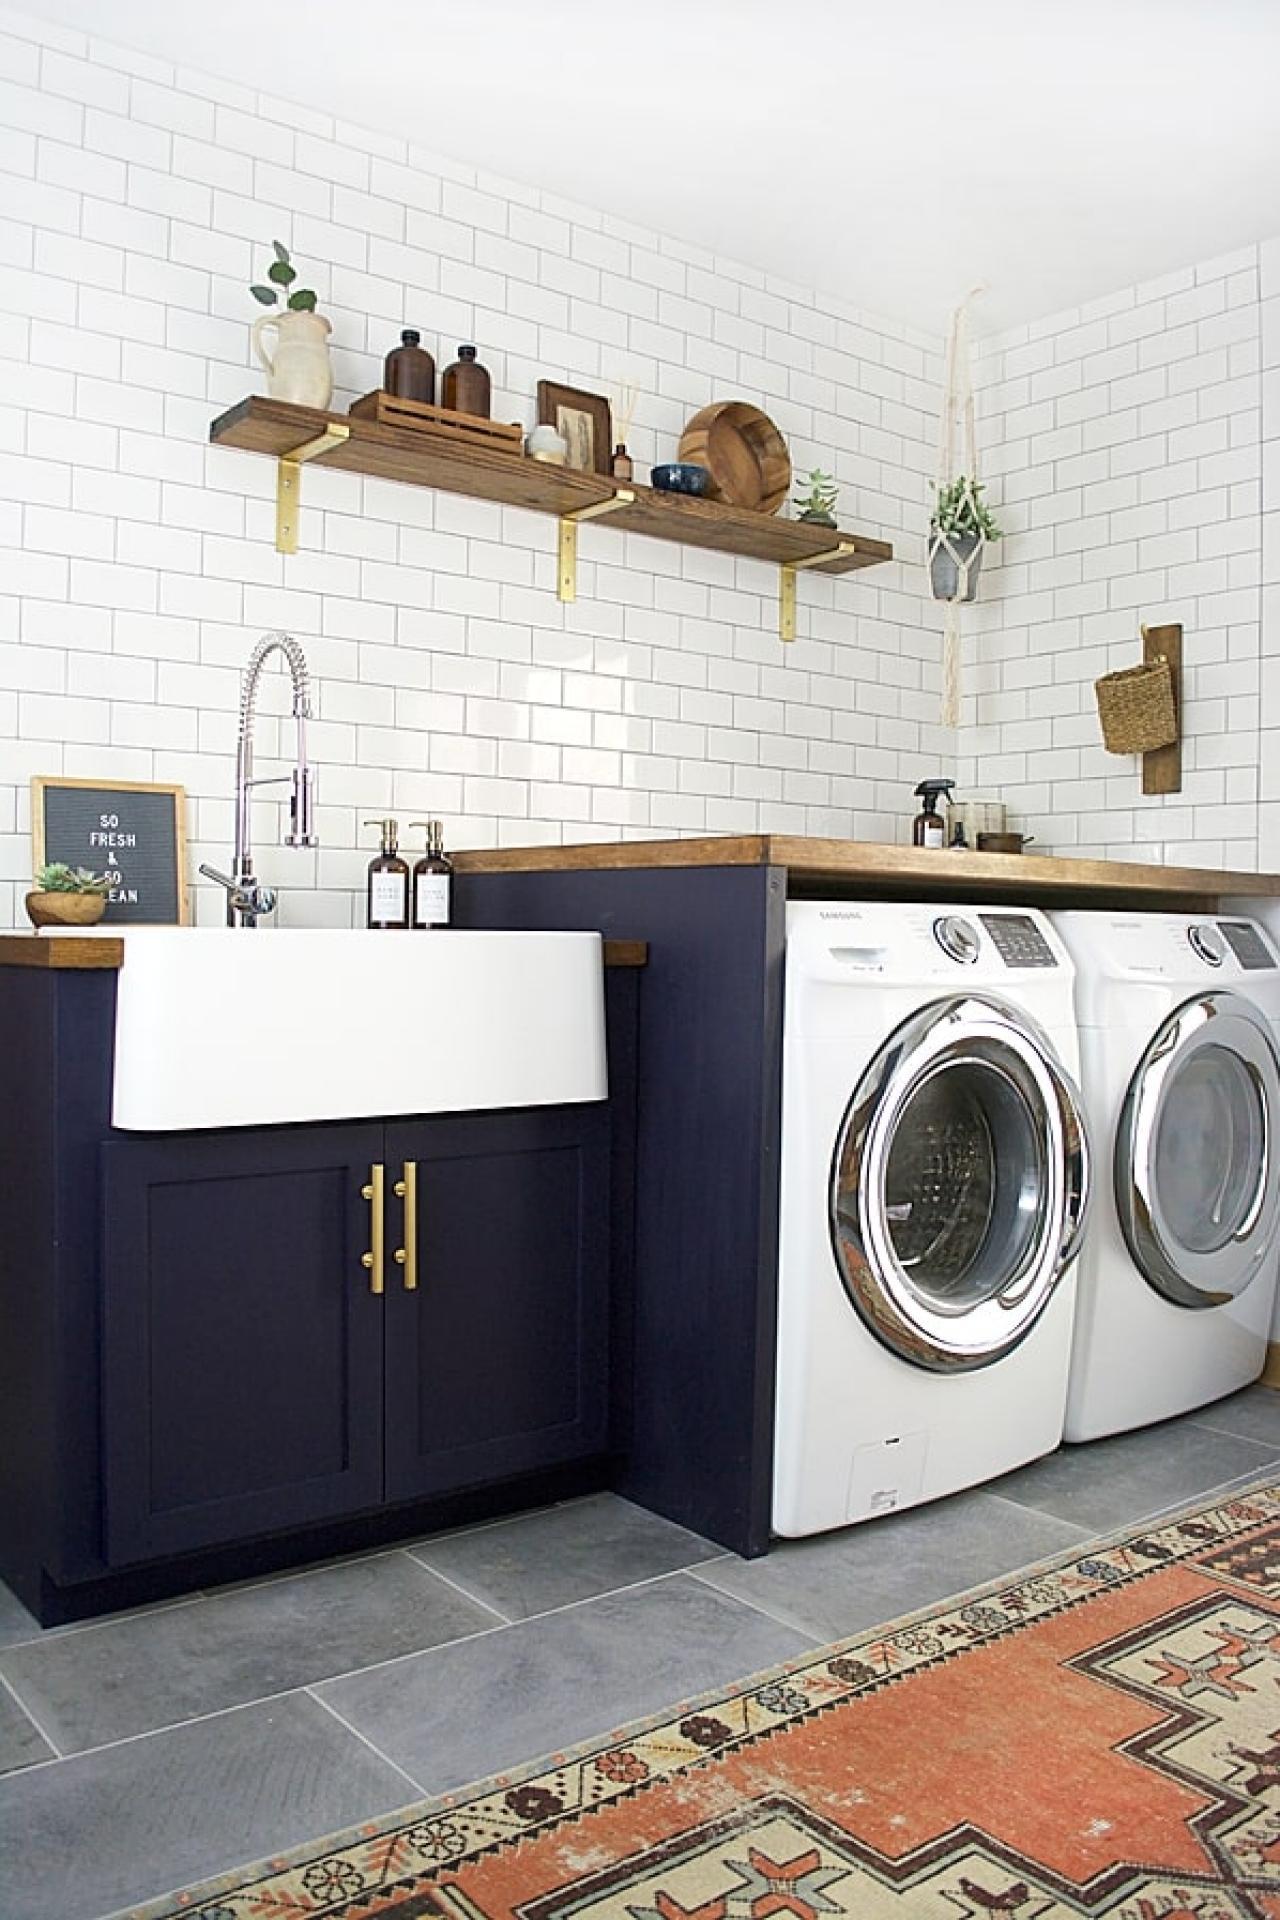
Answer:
xmin=1180 ymin=1412 xmax=1280 ymax=1448
xmin=400 ymin=1551 xmax=515 ymax=1626
xmin=306 ymin=1687 xmax=433 ymax=1800
xmin=981 ymin=1490 xmax=1102 ymax=1532
xmin=0 ymin=1586 xmax=211 ymax=1656
xmin=683 ymin=1567 xmax=825 ymax=1645
xmin=0 ymin=1666 xmax=63 ymax=1762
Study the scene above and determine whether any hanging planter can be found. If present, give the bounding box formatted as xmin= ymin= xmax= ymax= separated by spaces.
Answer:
xmin=928 ymin=476 xmax=1000 ymax=604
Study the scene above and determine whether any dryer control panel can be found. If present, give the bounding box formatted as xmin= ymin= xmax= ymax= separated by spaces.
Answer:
xmin=979 ymin=913 xmax=1058 ymax=968
xmin=1220 ymin=920 xmax=1277 ymax=970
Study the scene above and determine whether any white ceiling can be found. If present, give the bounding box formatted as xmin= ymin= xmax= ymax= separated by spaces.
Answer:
xmin=20 ymin=0 xmax=1280 ymax=334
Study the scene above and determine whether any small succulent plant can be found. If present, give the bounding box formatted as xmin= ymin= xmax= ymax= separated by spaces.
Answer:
xmin=34 ymin=862 xmax=111 ymax=895
xmin=794 ymin=468 xmax=839 ymax=527
xmin=249 ymin=240 xmax=318 ymax=314
xmin=931 ymin=475 xmax=1001 ymax=542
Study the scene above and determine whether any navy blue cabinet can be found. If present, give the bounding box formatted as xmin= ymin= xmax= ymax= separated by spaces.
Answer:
xmin=100 ymin=1105 xmax=611 ymax=1567
xmin=102 ymin=1125 xmax=386 ymax=1564
xmin=384 ymin=1109 xmax=610 ymax=1504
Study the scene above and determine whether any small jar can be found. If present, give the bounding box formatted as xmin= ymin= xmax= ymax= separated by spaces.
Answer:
xmin=526 ymin=424 xmax=568 ymax=465
xmin=442 ymin=344 xmax=491 ymax=419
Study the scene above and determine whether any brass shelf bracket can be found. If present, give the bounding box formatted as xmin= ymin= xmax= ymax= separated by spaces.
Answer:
xmin=276 ymin=422 xmax=351 ymax=554
xmin=779 ymin=541 xmax=856 ymax=641
xmin=557 ymin=490 xmax=635 ymax=603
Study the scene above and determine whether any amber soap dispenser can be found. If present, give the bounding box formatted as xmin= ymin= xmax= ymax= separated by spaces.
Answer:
xmin=409 ymin=819 xmax=452 ymax=930
xmin=363 ymin=818 xmax=410 ymax=930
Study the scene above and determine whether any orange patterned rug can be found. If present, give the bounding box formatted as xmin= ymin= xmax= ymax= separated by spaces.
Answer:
xmin=136 ymin=1477 xmax=1280 ymax=1920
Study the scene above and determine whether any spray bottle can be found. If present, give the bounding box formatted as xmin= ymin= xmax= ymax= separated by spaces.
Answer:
xmin=912 ymin=778 xmax=956 ymax=849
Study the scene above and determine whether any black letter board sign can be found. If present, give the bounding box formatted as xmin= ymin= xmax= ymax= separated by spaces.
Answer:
xmin=32 ymin=777 xmax=189 ymax=925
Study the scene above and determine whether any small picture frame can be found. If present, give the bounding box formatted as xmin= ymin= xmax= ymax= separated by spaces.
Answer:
xmin=536 ymin=380 xmax=612 ymax=477
xmin=32 ymin=775 xmax=189 ymax=925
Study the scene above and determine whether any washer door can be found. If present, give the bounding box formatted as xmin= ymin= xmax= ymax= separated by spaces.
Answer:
xmin=830 ymin=995 xmax=1091 ymax=1373
xmin=1116 ymin=991 xmax=1280 ymax=1308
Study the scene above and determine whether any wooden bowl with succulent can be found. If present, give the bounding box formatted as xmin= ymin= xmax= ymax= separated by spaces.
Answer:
xmin=26 ymin=864 xmax=111 ymax=931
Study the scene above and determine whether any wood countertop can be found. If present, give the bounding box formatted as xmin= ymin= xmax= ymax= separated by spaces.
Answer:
xmin=0 ymin=934 xmax=647 ymax=971
xmin=453 ymin=835 xmax=1280 ymax=910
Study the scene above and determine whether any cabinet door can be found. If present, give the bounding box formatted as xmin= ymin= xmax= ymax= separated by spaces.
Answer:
xmin=383 ymin=1106 xmax=610 ymax=1503
xmin=102 ymin=1124 xmax=386 ymax=1564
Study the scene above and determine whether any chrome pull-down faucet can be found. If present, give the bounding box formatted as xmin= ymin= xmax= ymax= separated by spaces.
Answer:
xmin=199 ymin=631 xmax=318 ymax=928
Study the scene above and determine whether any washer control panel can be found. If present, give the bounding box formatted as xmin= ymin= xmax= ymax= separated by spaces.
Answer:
xmin=1187 ymin=922 xmax=1226 ymax=967
xmin=979 ymin=912 xmax=1058 ymax=969
xmin=1219 ymin=920 xmax=1277 ymax=971
xmin=933 ymin=914 xmax=980 ymax=964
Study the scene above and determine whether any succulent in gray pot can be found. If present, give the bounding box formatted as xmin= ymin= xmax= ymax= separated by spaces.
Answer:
xmin=928 ymin=475 xmax=1001 ymax=603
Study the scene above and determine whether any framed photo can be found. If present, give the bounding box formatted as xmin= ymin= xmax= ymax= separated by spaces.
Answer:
xmin=32 ymin=775 xmax=189 ymax=925
xmin=536 ymin=380 xmax=612 ymax=476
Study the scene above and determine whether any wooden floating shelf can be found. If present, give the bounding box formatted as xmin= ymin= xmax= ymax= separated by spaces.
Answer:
xmin=209 ymin=396 xmax=893 ymax=638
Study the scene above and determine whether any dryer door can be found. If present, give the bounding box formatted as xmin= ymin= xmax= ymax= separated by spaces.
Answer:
xmin=1116 ymin=991 xmax=1280 ymax=1308
xmin=830 ymin=994 xmax=1091 ymax=1373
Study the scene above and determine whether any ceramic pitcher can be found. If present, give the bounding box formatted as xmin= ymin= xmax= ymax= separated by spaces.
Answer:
xmin=251 ymin=309 xmax=333 ymax=409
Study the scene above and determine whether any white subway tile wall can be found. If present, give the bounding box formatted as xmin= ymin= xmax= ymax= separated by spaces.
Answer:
xmin=963 ymin=248 xmax=1272 ymax=868
xmin=0 ymin=6 xmax=947 ymax=928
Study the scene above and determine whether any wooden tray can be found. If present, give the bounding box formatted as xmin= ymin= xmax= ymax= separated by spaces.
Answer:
xmin=349 ymin=390 xmax=524 ymax=454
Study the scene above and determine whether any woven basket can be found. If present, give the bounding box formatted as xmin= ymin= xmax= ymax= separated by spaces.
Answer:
xmin=1094 ymin=658 xmax=1178 ymax=755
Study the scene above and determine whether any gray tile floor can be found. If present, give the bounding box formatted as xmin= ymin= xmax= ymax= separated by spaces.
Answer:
xmin=1 ymin=1384 xmax=1278 ymax=1920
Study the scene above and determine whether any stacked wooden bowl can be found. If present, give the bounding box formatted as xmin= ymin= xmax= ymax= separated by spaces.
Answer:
xmin=678 ymin=402 xmax=790 ymax=514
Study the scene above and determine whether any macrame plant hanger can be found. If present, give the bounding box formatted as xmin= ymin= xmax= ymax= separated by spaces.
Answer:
xmin=934 ymin=290 xmax=984 ymax=728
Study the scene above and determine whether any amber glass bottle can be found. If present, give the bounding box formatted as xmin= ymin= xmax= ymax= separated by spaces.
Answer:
xmin=408 ymin=819 xmax=452 ymax=930
xmin=383 ymin=329 xmax=435 ymax=403
xmin=441 ymin=344 xmax=490 ymax=419
xmin=363 ymin=818 xmax=410 ymax=930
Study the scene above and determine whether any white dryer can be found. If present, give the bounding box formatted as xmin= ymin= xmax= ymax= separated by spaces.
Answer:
xmin=773 ymin=902 xmax=1091 ymax=1538
xmin=1050 ymin=912 xmax=1280 ymax=1442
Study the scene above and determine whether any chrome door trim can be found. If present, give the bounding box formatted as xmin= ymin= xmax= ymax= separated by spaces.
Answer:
xmin=1116 ymin=991 xmax=1280 ymax=1308
xmin=830 ymin=994 xmax=1091 ymax=1374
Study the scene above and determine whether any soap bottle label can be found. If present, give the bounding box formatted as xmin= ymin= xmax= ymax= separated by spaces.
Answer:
xmin=415 ymin=872 xmax=450 ymax=927
xmin=922 ymin=823 xmax=944 ymax=848
xmin=371 ymin=870 xmax=407 ymax=921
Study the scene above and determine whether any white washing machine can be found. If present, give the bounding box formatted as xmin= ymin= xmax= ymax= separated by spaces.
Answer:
xmin=1050 ymin=911 xmax=1280 ymax=1442
xmin=773 ymin=902 xmax=1091 ymax=1538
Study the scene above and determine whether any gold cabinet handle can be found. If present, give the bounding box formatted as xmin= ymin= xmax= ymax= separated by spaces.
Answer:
xmin=393 ymin=1160 xmax=418 ymax=1291
xmin=360 ymin=1163 xmax=385 ymax=1295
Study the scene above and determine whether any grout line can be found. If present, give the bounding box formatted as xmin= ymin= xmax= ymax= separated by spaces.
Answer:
xmin=306 ymin=1688 xmax=432 ymax=1800
xmin=0 ymin=1687 xmax=318 ymax=1780
xmin=683 ymin=1566 xmax=825 ymax=1647
xmin=1180 ymin=1412 xmax=1280 ymax=1449
xmin=0 ymin=1586 xmax=210 ymax=1655
xmin=0 ymin=1667 xmax=64 ymax=1762
xmin=400 ymin=1551 xmax=514 ymax=1626
xmin=981 ymin=1490 xmax=1098 ymax=1534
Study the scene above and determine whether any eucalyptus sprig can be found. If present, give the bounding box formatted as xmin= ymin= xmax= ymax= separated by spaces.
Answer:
xmin=931 ymin=475 xmax=1001 ymax=542
xmin=34 ymin=862 xmax=111 ymax=895
xmin=249 ymin=240 xmax=318 ymax=314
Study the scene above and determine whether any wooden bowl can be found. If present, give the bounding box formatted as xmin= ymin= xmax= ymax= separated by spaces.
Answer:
xmin=678 ymin=402 xmax=791 ymax=514
xmin=976 ymin=832 xmax=1035 ymax=856
xmin=25 ymin=890 xmax=107 ymax=930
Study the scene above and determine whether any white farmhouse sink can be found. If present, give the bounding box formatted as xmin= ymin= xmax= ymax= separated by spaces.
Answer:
xmin=95 ymin=928 xmax=606 ymax=1131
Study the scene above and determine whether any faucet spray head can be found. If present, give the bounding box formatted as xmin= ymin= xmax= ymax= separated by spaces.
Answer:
xmin=286 ymin=763 xmax=318 ymax=848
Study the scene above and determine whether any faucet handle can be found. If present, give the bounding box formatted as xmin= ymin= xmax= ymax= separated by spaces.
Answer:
xmin=199 ymin=864 xmax=278 ymax=922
